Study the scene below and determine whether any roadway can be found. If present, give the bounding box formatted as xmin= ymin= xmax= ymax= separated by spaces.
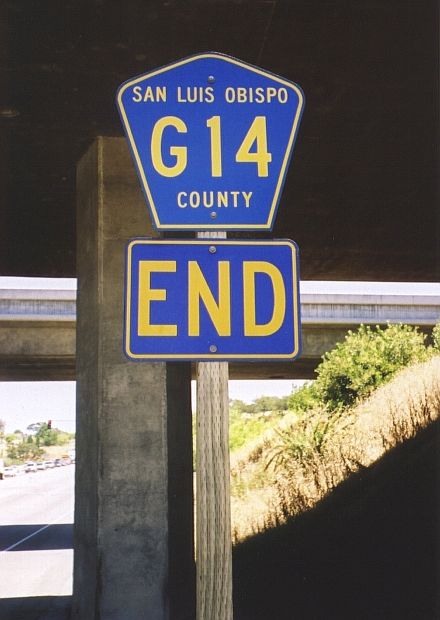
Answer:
xmin=0 ymin=465 xmax=74 ymax=616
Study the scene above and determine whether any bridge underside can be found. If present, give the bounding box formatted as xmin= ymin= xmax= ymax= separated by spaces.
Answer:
xmin=0 ymin=1 xmax=438 ymax=283
xmin=1 ymin=325 xmax=434 ymax=382
xmin=0 ymin=322 xmax=322 ymax=381
xmin=0 ymin=6 xmax=438 ymax=382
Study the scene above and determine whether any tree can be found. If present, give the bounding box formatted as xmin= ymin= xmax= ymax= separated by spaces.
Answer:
xmin=230 ymin=395 xmax=291 ymax=416
xmin=229 ymin=399 xmax=248 ymax=414
xmin=253 ymin=395 xmax=290 ymax=412
xmin=27 ymin=422 xmax=42 ymax=435
xmin=35 ymin=422 xmax=59 ymax=447
xmin=432 ymin=322 xmax=440 ymax=351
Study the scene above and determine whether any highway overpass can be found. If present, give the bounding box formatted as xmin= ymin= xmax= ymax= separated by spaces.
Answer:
xmin=2 ymin=5 xmax=437 ymax=617
xmin=1 ymin=279 xmax=438 ymax=381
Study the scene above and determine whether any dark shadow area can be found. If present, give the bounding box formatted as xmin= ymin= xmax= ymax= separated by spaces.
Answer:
xmin=233 ymin=419 xmax=440 ymax=620
xmin=0 ymin=596 xmax=71 ymax=620
xmin=0 ymin=524 xmax=73 ymax=551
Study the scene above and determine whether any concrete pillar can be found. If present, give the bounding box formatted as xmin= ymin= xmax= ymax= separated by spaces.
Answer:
xmin=72 ymin=137 xmax=195 ymax=620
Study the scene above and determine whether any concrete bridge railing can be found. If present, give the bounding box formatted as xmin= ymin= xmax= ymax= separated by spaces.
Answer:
xmin=0 ymin=280 xmax=438 ymax=380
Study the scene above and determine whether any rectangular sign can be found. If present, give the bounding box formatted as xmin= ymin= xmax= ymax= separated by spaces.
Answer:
xmin=124 ymin=239 xmax=301 ymax=361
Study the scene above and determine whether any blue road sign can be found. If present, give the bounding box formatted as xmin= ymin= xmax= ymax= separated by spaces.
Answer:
xmin=124 ymin=239 xmax=301 ymax=361
xmin=117 ymin=53 xmax=304 ymax=231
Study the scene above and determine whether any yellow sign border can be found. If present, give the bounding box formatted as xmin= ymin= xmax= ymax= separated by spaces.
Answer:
xmin=125 ymin=239 xmax=300 ymax=360
xmin=117 ymin=53 xmax=304 ymax=231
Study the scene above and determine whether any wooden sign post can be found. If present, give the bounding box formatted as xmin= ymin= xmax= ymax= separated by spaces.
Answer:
xmin=196 ymin=360 xmax=232 ymax=619
xmin=196 ymin=231 xmax=233 ymax=620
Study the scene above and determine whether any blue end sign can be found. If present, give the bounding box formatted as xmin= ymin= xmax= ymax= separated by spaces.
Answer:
xmin=117 ymin=53 xmax=304 ymax=231
xmin=125 ymin=239 xmax=301 ymax=361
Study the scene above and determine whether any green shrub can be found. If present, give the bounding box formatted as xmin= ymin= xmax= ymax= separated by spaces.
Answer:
xmin=288 ymin=382 xmax=320 ymax=413
xmin=314 ymin=324 xmax=429 ymax=411
xmin=229 ymin=408 xmax=282 ymax=452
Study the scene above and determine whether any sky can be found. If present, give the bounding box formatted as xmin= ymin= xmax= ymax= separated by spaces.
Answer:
xmin=0 ymin=381 xmax=76 ymax=435
xmin=0 ymin=276 xmax=437 ymax=434
xmin=0 ymin=379 xmax=300 ymax=435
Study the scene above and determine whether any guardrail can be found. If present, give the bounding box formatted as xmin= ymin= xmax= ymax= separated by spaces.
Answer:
xmin=0 ymin=281 xmax=438 ymax=326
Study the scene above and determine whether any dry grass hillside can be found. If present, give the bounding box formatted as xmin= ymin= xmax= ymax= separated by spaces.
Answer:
xmin=231 ymin=355 xmax=440 ymax=542
xmin=233 ymin=415 xmax=440 ymax=619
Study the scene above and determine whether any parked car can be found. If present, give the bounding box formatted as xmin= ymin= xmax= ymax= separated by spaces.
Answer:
xmin=25 ymin=461 xmax=37 ymax=473
xmin=4 ymin=466 xmax=17 ymax=477
xmin=36 ymin=462 xmax=46 ymax=471
xmin=54 ymin=458 xmax=62 ymax=467
xmin=44 ymin=460 xmax=54 ymax=469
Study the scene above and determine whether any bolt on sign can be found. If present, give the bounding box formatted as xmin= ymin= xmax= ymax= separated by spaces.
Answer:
xmin=116 ymin=52 xmax=304 ymax=231
xmin=124 ymin=239 xmax=301 ymax=361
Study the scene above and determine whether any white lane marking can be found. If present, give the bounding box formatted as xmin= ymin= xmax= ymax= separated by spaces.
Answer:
xmin=0 ymin=509 xmax=73 ymax=553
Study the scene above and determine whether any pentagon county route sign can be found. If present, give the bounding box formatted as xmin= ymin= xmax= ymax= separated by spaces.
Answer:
xmin=124 ymin=239 xmax=301 ymax=360
xmin=117 ymin=53 xmax=304 ymax=231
